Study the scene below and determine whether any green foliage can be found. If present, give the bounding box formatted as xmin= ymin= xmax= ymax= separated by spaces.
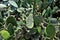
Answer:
xmin=37 ymin=27 xmax=41 ymax=33
xmin=0 ymin=23 xmax=3 ymax=29
xmin=0 ymin=30 xmax=10 ymax=39
xmin=0 ymin=17 xmax=4 ymax=24
xmin=0 ymin=4 xmax=7 ymax=8
xmin=6 ymin=16 xmax=17 ymax=26
xmin=26 ymin=14 xmax=34 ymax=28
xmin=7 ymin=23 xmax=14 ymax=35
xmin=8 ymin=1 xmax=18 ymax=8
xmin=34 ymin=15 xmax=42 ymax=26
xmin=0 ymin=0 xmax=60 ymax=40
xmin=42 ymin=9 xmax=46 ymax=16
xmin=52 ymin=6 xmax=58 ymax=14
xmin=45 ymin=24 xmax=56 ymax=38
xmin=44 ymin=6 xmax=51 ymax=17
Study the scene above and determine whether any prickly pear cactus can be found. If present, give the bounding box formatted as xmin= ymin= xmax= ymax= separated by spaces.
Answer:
xmin=7 ymin=23 xmax=14 ymax=35
xmin=0 ymin=23 xmax=3 ymax=29
xmin=6 ymin=16 xmax=17 ymax=26
xmin=0 ymin=17 xmax=4 ymax=24
xmin=0 ymin=30 xmax=10 ymax=39
xmin=26 ymin=14 xmax=34 ymax=29
xmin=45 ymin=24 xmax=56 ymax=38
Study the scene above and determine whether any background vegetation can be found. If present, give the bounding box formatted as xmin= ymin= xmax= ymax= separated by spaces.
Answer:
xmin=0 ymin=0 xmax=60 ymax=40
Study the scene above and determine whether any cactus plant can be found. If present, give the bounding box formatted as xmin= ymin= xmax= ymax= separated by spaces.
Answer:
xmin=45 ymin=24 xmax=56 ymax=38
xmin=0 ymin=23 xmax=3 ymax=29
xmin=0 ymin=30 xmax=10 ymax=39
xmin=26 ymin=14 xmax=34 ymax=29
xmin=6 ymin=16 xmax=17 ymax=26
xmin=7 ymin=23 xmax=14 ymax=35
xmin=0 ymin=17 xmax=4 ymax=24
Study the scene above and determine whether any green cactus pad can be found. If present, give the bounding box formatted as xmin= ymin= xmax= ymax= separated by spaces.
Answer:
xmin=37 ymin=27 xmax=41 ymax=33
xmin=45 ymin=24 xmax=56 ymax=38
xmin=26 ymin=14 xmax=34 ymax=29
xmin=0 ymin=23 xmax=3 ymax=29
xmin=7 ymin=23 xmax=14 ymax=35
xmin=6 ymin=16 xmax=17 ymax=26
xmin=0 ymin=17 xmax=4 ymax=24
xmin=0 ymin=30 xmax=10 ymax=39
